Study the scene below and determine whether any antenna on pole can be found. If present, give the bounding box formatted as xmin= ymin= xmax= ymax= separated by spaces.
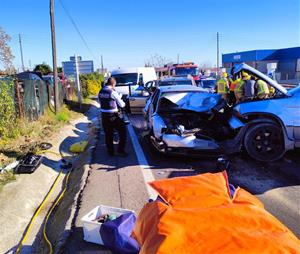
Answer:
xmin=101 ymin=54 xmax=104 ymax=74
xmin=50 ymin=0 xmax=60 ymax=113
xmin=217 ymin=32 xmax=220 ymax=71
xmin=18 ymin=34 xmax=25 ymax=71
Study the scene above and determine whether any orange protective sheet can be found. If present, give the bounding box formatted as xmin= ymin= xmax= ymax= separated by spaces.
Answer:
xmin=133 ymin=172 xmax=300 ymax=254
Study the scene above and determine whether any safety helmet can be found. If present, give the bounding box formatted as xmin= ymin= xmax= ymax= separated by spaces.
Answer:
xmin=242 ymin=71 xmax=250 ymax=80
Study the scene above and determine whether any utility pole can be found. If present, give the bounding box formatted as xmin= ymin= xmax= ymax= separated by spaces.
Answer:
xmin=216 ymin=32 xmax=220 ymax=71
xmin=28 ymin=60 xmax=32 ymax=71
xmin=50 ymin=0 xmax=60 ymax=113
xmin=101 ymin=54 xmax=104 ymax=74
xmin=74 ymin=54 xmax=82 ymax=106
xmin=177 ymin=53 xmax=179 ymax=64
xmin=18 ymin=34 xmax=25 ymax=71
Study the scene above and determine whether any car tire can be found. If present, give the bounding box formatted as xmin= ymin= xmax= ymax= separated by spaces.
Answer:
xmin=244 ymin=123 xmax=285 ymax=162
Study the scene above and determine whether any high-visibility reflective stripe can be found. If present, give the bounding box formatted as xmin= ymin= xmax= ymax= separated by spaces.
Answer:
xmin=217 ymin=79 xmax=228 ymax=93
xmin=235 ymin=80 xmax=245 ymax=92
xmin=257 ymin=80 xmax=269 ymax=95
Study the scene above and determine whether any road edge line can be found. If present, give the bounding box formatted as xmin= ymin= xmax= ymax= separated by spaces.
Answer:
xmin=127 ymin=124 xmax=157 ymax=200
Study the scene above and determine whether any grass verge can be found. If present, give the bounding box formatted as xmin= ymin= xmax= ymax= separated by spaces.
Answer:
xmin=0 ymin=100 xmax=93 ymax=188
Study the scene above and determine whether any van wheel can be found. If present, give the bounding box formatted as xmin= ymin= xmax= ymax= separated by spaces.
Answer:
xmin=244 ymin=123 xmax=285 ymax=162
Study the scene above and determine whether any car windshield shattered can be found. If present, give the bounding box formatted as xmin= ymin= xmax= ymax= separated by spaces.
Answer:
xmin=158 ymin=91 xmax=221 ymax=113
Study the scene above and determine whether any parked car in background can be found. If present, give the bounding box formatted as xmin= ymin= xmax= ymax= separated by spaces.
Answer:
xmin=127 ymin=76 xmax=197 ymax=114
xmin=144 ymin=76 xmax=196 ymax=92
xmin=111 ymin=67 xmax=157 ymax=95
xmin=16 ymin=71 xmax=44 ymax=82
xmin=143 ymin=64 xmax=300 ymax=162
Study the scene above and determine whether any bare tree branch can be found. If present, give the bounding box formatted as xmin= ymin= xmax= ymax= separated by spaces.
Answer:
xmin=145 ymin=54 xmax=172 ymax=67
xmin=0 ymin=27 xmax=14 ymax=73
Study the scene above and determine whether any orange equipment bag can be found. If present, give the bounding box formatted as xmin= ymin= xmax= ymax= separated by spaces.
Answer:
xmin=132 ymin=172 xmax=300 ymax=254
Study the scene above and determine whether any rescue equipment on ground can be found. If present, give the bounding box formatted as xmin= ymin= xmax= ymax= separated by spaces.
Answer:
xmin=81 ymin=205 xmax=139 ymax=254
xmin=133 ymin=172 xmax=300 ymax=254
xmin=15 ymin=153 xmax=43 ymax=174
xmin=69 ymin=141 xmax=88 ymax=153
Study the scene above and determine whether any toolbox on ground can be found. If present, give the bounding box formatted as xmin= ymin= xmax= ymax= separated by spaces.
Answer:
xmin=81 ymin=205 xmax=135 ymax=245
xmin=14 ymin=153 xmax=43 ymax=174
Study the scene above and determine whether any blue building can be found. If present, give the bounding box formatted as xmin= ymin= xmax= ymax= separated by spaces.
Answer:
xmin=62 ymin=56 xmax=94 ymax=77
xmin=222 ymin=47 xmax=300 ymax=83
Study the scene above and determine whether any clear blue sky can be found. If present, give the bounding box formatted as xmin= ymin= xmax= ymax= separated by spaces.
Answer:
xmin=1 ymin=0 xmax=299 ymax=71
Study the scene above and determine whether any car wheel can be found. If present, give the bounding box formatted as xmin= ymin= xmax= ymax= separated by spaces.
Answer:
xmin=244 ymin=123 xmax=285 ymax=162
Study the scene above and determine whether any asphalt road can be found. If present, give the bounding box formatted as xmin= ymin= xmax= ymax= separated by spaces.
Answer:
xmin=65 ymin=112 xmax=300 ymax=253
xmin=129 ymin=114 xmax=300 ymax=238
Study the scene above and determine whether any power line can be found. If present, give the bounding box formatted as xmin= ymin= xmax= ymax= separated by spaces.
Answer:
xmin=58 ymin=0 xmax=99 ymax=64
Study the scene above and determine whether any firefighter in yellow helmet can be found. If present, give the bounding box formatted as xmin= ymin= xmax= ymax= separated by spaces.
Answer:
xmin=234 ymin=72 xmax=249 ymax=103
xmin=255 ymin=79 xmax=270 ymax=99
xmin=216 ymin=72 xmax=229 ymax=100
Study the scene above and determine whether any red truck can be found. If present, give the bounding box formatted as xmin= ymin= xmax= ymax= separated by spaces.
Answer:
xmin=155 ymin=62 xmax=200 ymax=81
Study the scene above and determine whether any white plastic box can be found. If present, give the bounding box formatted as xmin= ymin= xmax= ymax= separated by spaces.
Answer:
xmin=81 ymin=205 xmax=135 ymax=245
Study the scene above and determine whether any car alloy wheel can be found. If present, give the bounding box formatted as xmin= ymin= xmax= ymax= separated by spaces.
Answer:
xmin=244 ymin=123 xmax=285 ymax=162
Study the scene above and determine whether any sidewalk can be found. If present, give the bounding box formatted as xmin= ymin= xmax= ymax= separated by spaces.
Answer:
xmin=0 ymin=113 xmax=93 ymax=254
xmin=64 ymin=123 xmax=150 ymax=253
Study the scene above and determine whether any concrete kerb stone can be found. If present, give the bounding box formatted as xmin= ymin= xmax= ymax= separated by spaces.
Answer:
xmin=55 ymin=111 xmax=99 ymax=253
xmin=55 ymin=130 xmax=96 ymax=253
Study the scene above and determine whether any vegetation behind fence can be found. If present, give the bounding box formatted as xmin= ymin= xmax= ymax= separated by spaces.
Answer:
xmin=0 ymin=79 xmax=16 ymax=138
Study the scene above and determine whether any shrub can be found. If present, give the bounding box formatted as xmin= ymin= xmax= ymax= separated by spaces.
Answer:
xmin=0 ymin=79 xmax=16 ymax=139
xmin=79 ymin=72 xmax=104 ymax=97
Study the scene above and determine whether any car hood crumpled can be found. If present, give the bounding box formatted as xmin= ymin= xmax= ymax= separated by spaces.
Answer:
xmin=161 ymin=92 xmax=221 ymax=113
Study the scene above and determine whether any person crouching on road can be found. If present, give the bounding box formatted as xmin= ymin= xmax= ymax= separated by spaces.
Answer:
xmin=98 ymin=77 xmax=127 ymax=157
xmin=216 ymin=72 xmax=229 ymax=100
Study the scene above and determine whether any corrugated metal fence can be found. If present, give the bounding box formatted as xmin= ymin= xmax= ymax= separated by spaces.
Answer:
xmin=0 ymin=78 xmax=75 ymax=121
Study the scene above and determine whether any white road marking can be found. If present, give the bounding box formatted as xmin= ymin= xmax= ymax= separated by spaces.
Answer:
xmin=127 ymin=124 xmax=157 ymax=199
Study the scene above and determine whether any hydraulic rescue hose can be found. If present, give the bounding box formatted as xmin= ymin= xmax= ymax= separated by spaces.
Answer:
xmin=15 ymin=149 xmax=74 ymax=254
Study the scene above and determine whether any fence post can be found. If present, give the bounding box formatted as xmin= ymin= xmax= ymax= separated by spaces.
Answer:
xmin=14 ymin=80 xmax=25 ymax=119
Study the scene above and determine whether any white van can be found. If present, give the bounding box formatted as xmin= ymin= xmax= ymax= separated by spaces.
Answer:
xmin=111 ymin=67 xmax=157 ymax=95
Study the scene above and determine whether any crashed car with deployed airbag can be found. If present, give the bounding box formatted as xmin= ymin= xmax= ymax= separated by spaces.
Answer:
xmin=145 ymin=63 xmax=300 ymax=161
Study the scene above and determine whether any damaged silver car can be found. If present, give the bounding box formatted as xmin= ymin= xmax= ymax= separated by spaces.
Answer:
xmin=145 ymin=85 xmax=231 ymax=156
xmin=145 ymin=64 xmax=300 ymax=162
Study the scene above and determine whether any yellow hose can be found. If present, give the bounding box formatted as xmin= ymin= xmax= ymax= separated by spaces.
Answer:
xmin=15 ymin=149 xmax=74 ymax=254
xmin=15 ymin=170 xmax=63 ymax=254
xmin=43 ymin=171 xmax=71 ymax=254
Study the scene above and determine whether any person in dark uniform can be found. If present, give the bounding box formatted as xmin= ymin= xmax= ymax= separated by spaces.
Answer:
xmin=98 ymin=77 xmax=127 ymax=156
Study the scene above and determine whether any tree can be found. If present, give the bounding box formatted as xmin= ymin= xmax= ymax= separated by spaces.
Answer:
xmin=34 ymin=63 xmax=52 ymax=75
xmin=0 ymin=27 xmax=14 ymax=73
xmin=145 ymin=54 xmax=172 ymax=67
xmin=57 ymin=66 xmax=63 ymax=73
xmin=79 ymin=72 xmax=104 ymax=97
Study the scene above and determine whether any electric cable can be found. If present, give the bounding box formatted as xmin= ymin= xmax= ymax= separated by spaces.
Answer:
xmin=58 ymin=0 xmax=100 ymax=64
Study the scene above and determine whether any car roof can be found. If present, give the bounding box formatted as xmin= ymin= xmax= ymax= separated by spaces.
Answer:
xmin=201 ymin=77 xmax=216 ymax=81
xmin=160 ymin=77 xmax=192 ymax=82
xmin=158 ymin=85 xmax=205 ymax=93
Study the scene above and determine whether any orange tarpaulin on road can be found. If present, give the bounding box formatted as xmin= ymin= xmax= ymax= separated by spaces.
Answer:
xmin=133 ymin=172 xmax=300 ymax=254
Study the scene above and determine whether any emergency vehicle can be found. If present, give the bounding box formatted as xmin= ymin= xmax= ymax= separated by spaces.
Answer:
xmin=155 ymin=62 xmax=200 ymax=81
